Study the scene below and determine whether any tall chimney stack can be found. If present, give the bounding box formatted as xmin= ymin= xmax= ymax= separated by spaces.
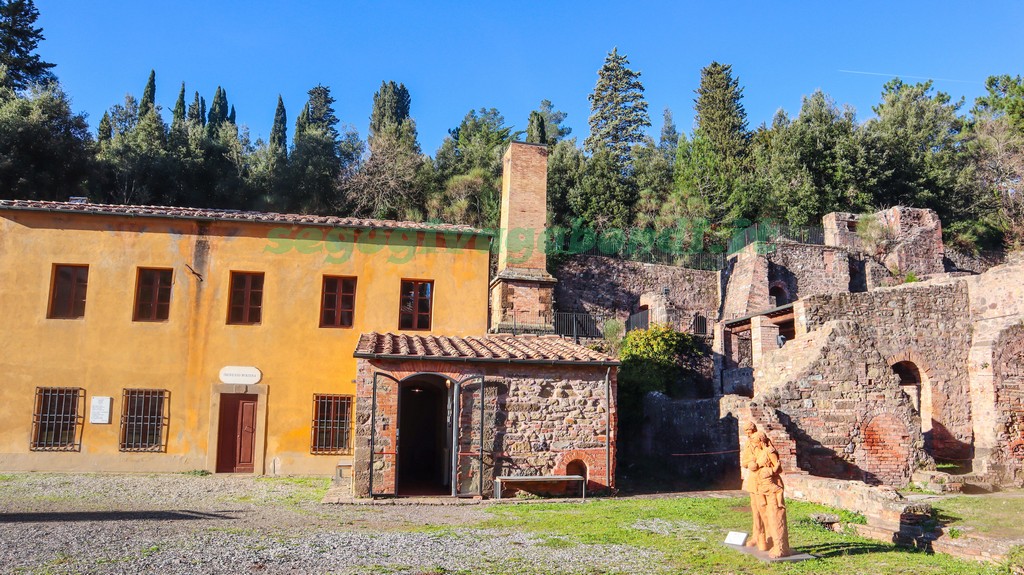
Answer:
xmin=489 ymin=142 xmax=556 ymax=333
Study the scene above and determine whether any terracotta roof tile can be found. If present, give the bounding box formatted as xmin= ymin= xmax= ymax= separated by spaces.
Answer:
xmin=0 ymin=199 xmax=487 ymax=235
xmin=354 ymin=333 xmax=619 ymax=366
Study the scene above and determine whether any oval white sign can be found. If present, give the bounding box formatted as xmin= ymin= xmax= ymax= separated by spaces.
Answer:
xmin=219 ymin=366 xmax=262 ymax=385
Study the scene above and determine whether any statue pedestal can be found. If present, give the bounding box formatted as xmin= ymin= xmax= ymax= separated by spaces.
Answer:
xmin=724 ymin=543 xmax=816 ymax=563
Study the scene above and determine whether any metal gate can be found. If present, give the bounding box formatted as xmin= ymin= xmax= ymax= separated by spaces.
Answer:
xmin=368 ymin=372 xmax=487 ymax=498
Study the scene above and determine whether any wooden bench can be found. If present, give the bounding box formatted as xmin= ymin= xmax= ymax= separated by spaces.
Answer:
xmin=493 ymin=475 xmax=586 ymax=501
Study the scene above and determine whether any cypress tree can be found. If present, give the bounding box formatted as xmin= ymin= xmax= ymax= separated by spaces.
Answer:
xmin=207 ymin=86 xmax=228 ymax=131
xmin=97 ymin=111 xmax=112 ymax=145
xmin=171 ymin=82 xmax=186 ymax=128
xmin=270 ymin=95 xmax=287 ymax=153
xmin=187 ymin=91 xmax=205 ymax=126
xmin=584 ymin=47 xmax=651 ymax=164
xmin=0 ymin=0 xmax=55 ymax=90
xmin=139 ymin=69 xmax=156 ymax=117
xmin=228 ymin=104 xmax=236 ymax=125
xmin=526 ymin=110 xmax=547 ymax=144
xmin=368 ymin=80 xmax=411 ymax=139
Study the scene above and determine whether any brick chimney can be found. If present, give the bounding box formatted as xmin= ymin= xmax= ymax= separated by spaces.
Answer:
xmin=489 ymin=142 xmax=557 ymax=333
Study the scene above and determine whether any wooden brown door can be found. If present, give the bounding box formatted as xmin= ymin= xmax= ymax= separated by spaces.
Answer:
xmin=217 ymin=394 xmax=257 ymax=473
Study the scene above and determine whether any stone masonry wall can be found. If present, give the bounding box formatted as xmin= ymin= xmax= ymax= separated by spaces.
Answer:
xmin=553 ymin=255 xmax=720 ymax=325
xmin=753 ymin=320 xmax=927 ymax=486
xmin=766 ymin=241 xmax=852 ymax=303
xmin=992 ymin=325 xmax=1024 ymax=485
xmin=798 ymin=282 xmax=974 ymax=462
xmin=353 ymin=358 xmax=616 ymax=497
xmin=721 ymin=244 xmax=770 ymax=320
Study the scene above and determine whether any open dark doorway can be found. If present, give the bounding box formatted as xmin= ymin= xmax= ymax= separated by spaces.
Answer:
xmin=398 ymin=376 xmax=450 ymax=495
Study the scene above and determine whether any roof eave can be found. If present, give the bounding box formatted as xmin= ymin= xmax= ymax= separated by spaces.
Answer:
xmin=353 ymin=351 xmax=620 ymax=367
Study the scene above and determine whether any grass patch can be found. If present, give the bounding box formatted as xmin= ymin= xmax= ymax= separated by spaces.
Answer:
xmin=929 ymin=491 xmax=1024 ymax=540
xmin=255 ymin=476 xmax=331 ymax=506
xmin=180 ymin=469 xmax=211 ymax=477
xmin=482 ymin=496 xmax=1000 ymax=574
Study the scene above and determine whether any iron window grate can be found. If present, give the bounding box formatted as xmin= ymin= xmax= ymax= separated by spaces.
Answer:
xmin=31 ymin=387 xmax=84 ymax=451
xmin=120 ymin=389 xmax=170 ymax=452
xmin=311 ymin=395 xmax=353 ymax=455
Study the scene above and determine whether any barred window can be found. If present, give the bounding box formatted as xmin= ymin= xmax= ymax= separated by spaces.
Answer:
xmin=120 ymin=389 xmax=169 ymax=452
xmin=31 ymin=387 xmax=84 ymax=451
xmin=311 ymin=395 xmax=352 ymax=454
xmin=320 ymin=276 xmax=356 ymax=328
xmin=134 ymin=268 xmax=173 ymax=321
xmin=398 ymin=279 xmax=432 ymax=331
xmin=228 ymin=272 xmax=264 ymax=324
xmin=48 ymin=265 xmax=89 ymax=319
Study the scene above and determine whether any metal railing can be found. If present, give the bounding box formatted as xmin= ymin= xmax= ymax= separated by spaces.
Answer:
xmin=549 ymin=232 xmax=725 ymax=271
xmin=727 ymin=223 xmax=825 ymax=254
xmin=625 ymin=309 xmax=650 ymax=332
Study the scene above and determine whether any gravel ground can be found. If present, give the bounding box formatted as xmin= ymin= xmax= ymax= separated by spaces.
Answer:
xmin=0 ymin=473 xmax=663 ymax=575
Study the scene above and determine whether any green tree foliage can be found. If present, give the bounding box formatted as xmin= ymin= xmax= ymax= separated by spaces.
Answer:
xmin=861 ymin=79 xmax=977 ymax=224
xmin=546 ymin=138 xmax=585 ymax=227
xmin=632 ymin=139 xmax=673 ymax=229
xmin=187 ymin=91 xmax=205 ymax=126
xmin=269 ymin=95 xmax=287 ymax=153
xmin=0 ymin=0 xmax=54 ymax=90
xmin=585 ymin=48 xmax=650 ymax=165
xmin=206 ymin=86 xmax=230 ymax=134
xmin=368 ymin=80 xmax=415 ymax=146
xmin=658 ymin=107 xmax=679 ymax=165
xmin=95 ymin=93 xmax=173 ymax=205
xmin=526 ymin=110 xmax=547 ymax=144
xmin=289 ymin=84 xmax=361 ymax=214
xmin=618 ymin=324 xmax=706 ymax=423
xmin=758 ymin=91 xmax=870 ymax=226
xmin=974 ymin=74 xmax=1024 ymax=133
xmin=139 ymin=70 xmax=156 ymax=116
xmin=668 ymin=62 xmax=751 ymax=233
xmin=569 ymin=147 xmax=634 ymax=230
xmin=536 ymin=99 xmax=571 ymax=143
xmin=170 ymin=82 xmax=186 ymax=136
xmin=0 ymin=78 xmax=92 ymax=199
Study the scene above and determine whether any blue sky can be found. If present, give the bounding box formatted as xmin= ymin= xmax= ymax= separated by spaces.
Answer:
xmin=35 ymin=1 xmax=1024 ymax=153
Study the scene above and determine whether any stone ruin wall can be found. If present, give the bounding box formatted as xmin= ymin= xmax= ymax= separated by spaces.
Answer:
xmin=750 ymin=321 xmax=927 ymax=486
xmin=353 ymin=359 xmax=615 ymax=497
xmin=552 ymin=255 xmax=720 ymax=329
xmin=765 ymin=241 xmax=852 ymax=303
xmin=991 ymin=324 xmax=1024 ymax=485
xmin=797 ymin=282 xmax=974 ymax=462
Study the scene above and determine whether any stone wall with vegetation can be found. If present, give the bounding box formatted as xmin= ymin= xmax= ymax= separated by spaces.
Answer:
xmin=766 ymin=241 xmax=852 ymax=302
xmin=552 ymin=255 xmax=720 ymax=325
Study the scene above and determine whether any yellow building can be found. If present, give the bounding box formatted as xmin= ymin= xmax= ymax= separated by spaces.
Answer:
xmin=0 ymin=200 xmax=490 ymax=475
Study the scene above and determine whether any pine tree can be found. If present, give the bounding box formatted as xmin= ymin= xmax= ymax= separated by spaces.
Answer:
xmin=139 ymin=70 xmax=156 ymax=117
xmin=537 ymin=99 xmax=571 ymax=144
xmin=97 ymin=111 xmax=112 ymax=145
xmin=546 ymin=139 xmax=585 ymax=226
xmin=270 ymin=95 xmax=287 ymax=153
xmin=693 ymin=62 xmax=749 ymax=167
xmin=584 ymin=48 xmax=651 ymax=164
xmin=658 ymin=108 xmax=679 ymax=164
xmin=570 ymin=147 xmax=635 ymax=230
xmin=0 ymin=0 xmax=55 ymax=90
xmin=526 ymin=110 xmax=547 ymax=144
xmin=289 ymin=84 xmax=347 ymax=214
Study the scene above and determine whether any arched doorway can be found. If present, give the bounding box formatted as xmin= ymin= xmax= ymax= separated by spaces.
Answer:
xmin=889 ymin=358 xmax=971 ymax=470
xmin=769 ymin=285 xmax=789 ymax=306
xmin=398 ymin=375 xmax=451 ymax=495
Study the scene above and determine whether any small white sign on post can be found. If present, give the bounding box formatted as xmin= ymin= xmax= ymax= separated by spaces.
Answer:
xmin=724 ymin=531 xmax=748 ymax=546
xmin=90 ymin=396 xmax=112 ymax=424
xmin=219 ymin=366 xmax=262 ymax=385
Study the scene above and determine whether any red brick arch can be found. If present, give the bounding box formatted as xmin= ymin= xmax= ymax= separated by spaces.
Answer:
xmin=553 ymin=448 xmax=610 ymax=490
xmin=885 ymin=350 xmax=938 ymax=384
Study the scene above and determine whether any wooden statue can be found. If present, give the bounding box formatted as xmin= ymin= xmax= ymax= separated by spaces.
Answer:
xmin=749 ymin=430 xmax=791 ymax=558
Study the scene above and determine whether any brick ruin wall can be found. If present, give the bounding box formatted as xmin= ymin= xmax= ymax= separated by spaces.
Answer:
xmin=721 ymin=245 xmax=768 ymax=320
xmin=552 ymin=255 xmax=720 ymax=328
xmin=798 ymin=283 xmax=974 ymax=462
xmin=353 ymin=359 xmax=615 ymax=497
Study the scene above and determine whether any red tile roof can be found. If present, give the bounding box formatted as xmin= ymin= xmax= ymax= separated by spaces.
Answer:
xmin=0 ymin=199 xmax=487 ymax=235
xmin=354 ymin=332 xmax=619 ymax=366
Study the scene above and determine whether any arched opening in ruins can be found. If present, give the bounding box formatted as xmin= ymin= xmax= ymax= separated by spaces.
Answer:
xmin=769 ymin=285 xmax=789 ymax=307
xmin=890 ymin=358 xmax=971 ymax=472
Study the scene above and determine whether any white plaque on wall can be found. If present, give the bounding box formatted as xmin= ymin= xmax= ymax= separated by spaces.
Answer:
xmin=219 ymin=366 xmax=262 ymax=385
xmin=90 ymin=396 xmax=112 ymax=424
